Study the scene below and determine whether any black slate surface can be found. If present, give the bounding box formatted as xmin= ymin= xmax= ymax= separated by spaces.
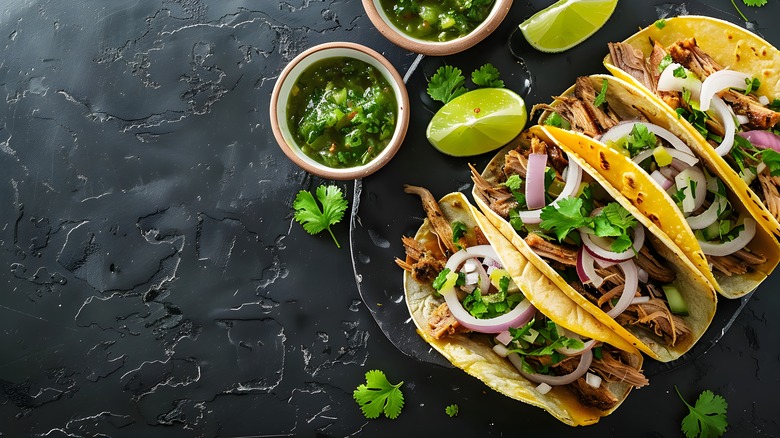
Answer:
xmin=1 ymin=1 xmax=779 ymax=437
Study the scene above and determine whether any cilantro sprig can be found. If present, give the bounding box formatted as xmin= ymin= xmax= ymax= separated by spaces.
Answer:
xmin=293 ymin=185 xmax=349 ymax=248
xmin=427 ymin=63 xmax=505 ymax=104
xmin=445 ymin=404 xmax=459 ymax=417
xmin=731 ymin=0 xmax=768 ymax=21
xmin=676 ymin=386 xmax=728 ymax=438
xmin=353 ymin=370 xmax=405 ymax=419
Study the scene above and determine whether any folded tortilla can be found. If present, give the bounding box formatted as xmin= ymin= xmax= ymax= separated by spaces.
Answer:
xmin=403 ymin=190 xmax=643 ymax=426
xmin=604 ymin=15 xmax=780 ymax=238
xmin=536 ymin=73 xmax=780 ymax=298
xmin=472 ymin=125 xmax=717 ymax=362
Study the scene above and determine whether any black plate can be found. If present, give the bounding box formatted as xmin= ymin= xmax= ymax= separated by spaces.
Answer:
xmin=351 ymin=1 xmax=764 ymax=374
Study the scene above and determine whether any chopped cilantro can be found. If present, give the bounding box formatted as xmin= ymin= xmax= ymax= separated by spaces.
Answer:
xmin=504 ymin=174 xmax=523 ymax=191
xmin=508 ymin=209 xmax=526 ymax=232
xmin=593 ymin=203 xmax=638 ymax=252
xmin=593 ymin=78 xmax=609 ymax=107
xmin=769 ymin=98 xmax=780 ymax=111
xmin=655 ymin=19 xmax=666 ymax=29
xmin=744 ymin=77 xmax=761 ymax=94
xmin=472 ymin=63 xmax=504 ymax=88
xmin=427 ymin=65 xmax=467 ymax=104
xmin=452 ymin=221 xmax=468 ymax=243
xmin=625 ymin=123 xmax=659 ymax=157
xmin=539 ymin=198 xmax=591 ymax=241
xmin=673 ymin=66 xmax=688 ymax=78
xmin=353 ymin=370 xmax=405 ymax=419
xmin=544 ymin=112 xmax=571 ymax=129
xmin=293 ymin=185 xmax=349 ymax=248
xmin=658 ymin=54 xmax=673 ymax=73
xmin=432 ymin=269 xmax=451 ymax=291
xmin=445 ymin=404 xmax=459 ymax=417
xmin=676 ymin=386 xmax=728 ymax=438
xmin=462 ymin=285 xmax=523 ymax=319
xmin=761 ymin=149 xmax=780 ymax=176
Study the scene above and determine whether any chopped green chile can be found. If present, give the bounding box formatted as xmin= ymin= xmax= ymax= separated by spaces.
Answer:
xmin=379 ymin=0 xmax=495 ymax=42
xmin=286 ymin=57 xmax=397 ymax=169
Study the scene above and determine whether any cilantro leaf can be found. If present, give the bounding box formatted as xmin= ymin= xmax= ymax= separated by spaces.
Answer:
xmin=452 ymin=221 xmax=468 ymax=243
xmin=353 ymin=370 xmax=405 ymax=419
xmin=655 ymin=18 xmax=666 ymax=29
xmin=673 ymin=66 xmax=688 ymax=78
xmin=676 ymin=387 xmax=728 ymax=438
xmin=625 ymin=123 xmax=658 ymax=156
xmin=543 ymin=112 xmax=571 ymax=129
xmin=293 ymin=185 xmax=348 ymax=248
xmin=743 ymin=0 xmax=767 ymax=6
xmin=472 ymin=63 xmax=504 ymax=88
xmin=445 ymin=404 xmax=459 ymax=417
xmin=761 ymin=149 xmax=780 ymax=176
xmin=504 ymin=174 xmax=523 ymax=191
xmin=427 ymin=65 xmax=467 ymax=104
xmin=658 ymin=54 xmax=673 ymax=73
xmin=744 ymin=77 xmax=761 ymax=94
xmin=593 ymin=78 xmax=609 ymax=107
xmin=539 ymin=198 xmax=592 ymax=241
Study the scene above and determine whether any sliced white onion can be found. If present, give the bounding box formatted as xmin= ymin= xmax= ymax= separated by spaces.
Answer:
xmin=515 ymin=157 xmax=583 ymax=224
xmin=710 ymin=96 xmax=737 ymax=156
xmin=462 ymin=260 xmax=477 ymax=273
xmin=699 ymin=69 xmax=751 ymax=111
xmin=508 ymin=349 xmax=593 ymax=386
xmin=650 ymin=169 xmax=674 ymax=190
xmin=736 ymin=114 xmax=750 ymax=125
xmin=657 ymin=63 xmax=703 ymax=100
xmin=585 ymin=372 xmax=603 ymax=389
xmin=637 ymin=268 xmax=649 ymax=284
xmin=441 ymin=246 xmax=536 ymax=333
xmin=675 ymin=166 xmax=707 ymax=214
xmin=579 ymin=224 xmax=646 ymax=263
xmin=630 ymin=296 xmax=651 ymax=305
xmin=606 ymin=260 xmax=639 ymax=318
xmin=599 ymin=121 xmax=695 ymax=156
xmin=492 ymin=343 xmax=510 ymax=358
xmin=698 ymin=218 xmax=757 ymax=257
xmin=526 ymin=153 xmax=548 ymax=210
xmin=536 ymin=382 xmax=553 ymax=394
xmin=760 ymin=95 xmax=770 ymax=105
xmin=686 ymin=195 xmax=727 ymax=230
xmin=576 ymin=246 xmax=605 ymax=288
xmin=667 ymin=149 xmax=699 ymax=167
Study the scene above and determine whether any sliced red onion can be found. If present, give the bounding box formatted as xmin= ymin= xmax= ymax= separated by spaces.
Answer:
xmin=710 ymin=96 xmax=736 ymax=156
xmin=675 ymin=166 xmax=707 ymax=214
xmin=738 ymin=130 xmax=780 ymax=153
xmin=526 ymin=153 xmax=548 ymax=210
xmin=698 ymin=218 xmax=757 ymax=257
xmin=699 ymin=69 xmax=751 ymax=111
xmin=686 ymin=195 xmax=727 ymax=230
xmin=659 ymin=165 xmax=680 ymax=181
xmin=515 ymin=157 xmax=583 ymax=224
xmin=508 ymin=349 xmax=593 ymax=386
xmin=496 ymin=330 xmax=513 ymax=346
xmin=657 ymin=63 xmax=702 ymax=100
xmin=579 ymin=224 xmax=646 ymax=263
xmin=606 ymin=260 xmax=639 ymax=318
xmin=650 ymin=169 xmax=674 ymax=190
xmin=576 ymin=246 xmax=605 ymax=288
xmin=441 ymin=246 xmax=536 ymax=333
xmin=585 ymin=372 xmax=602 ymax=389
xmin=599 ymin=121 xmax=695 ymax=156
xmin=667 ymin=149 xmax=699 ymax=167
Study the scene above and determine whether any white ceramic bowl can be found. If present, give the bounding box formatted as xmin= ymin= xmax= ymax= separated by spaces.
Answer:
xmin=270 ymin=42 xmax=410 ymax=180
xmin=362 ymin=0 xmax=513 ymax=56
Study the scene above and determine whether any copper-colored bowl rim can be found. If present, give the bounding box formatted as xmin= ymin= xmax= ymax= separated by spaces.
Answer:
xmin=269 ymin=42 xmax=410 ymax=180
xmin=361 ymin=0 xmax=514 ymax=56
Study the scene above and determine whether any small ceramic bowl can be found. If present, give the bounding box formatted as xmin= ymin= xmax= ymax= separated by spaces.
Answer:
xmin=270 ymin=42 xmax=410 ymax=180
xmin=362 ymin=0 xmax=513 ymax=56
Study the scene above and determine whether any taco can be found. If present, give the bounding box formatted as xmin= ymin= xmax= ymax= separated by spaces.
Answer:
xmin=470 ymin=125 xmax=717 ymax=362
xmin=604 ymin=15 xmax=780 ymax=238
xmin=532 ymin=74 xmax=780 ymax=298
xmin=397 ymin=185 xmax=647 ymax=426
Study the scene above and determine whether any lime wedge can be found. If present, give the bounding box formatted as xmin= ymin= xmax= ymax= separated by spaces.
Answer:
xmin=426 ymin=88 xmax=527 ymax=157
xmin=519 ymin=0 xmax=618 ymax=53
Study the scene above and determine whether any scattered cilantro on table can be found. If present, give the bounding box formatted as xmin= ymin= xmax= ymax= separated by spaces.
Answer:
xmin=445 ymin=403 xmax=459 ymax=417
xmin=353 ymin=370 xmax=405 ymax=419
xmin=676 ymin=386 xmax=728 ymax=438
xmin=731 ymin=0 xmax=768 ymax=21
xmin=292 ymin=184 xmax=348 ymax=248
xmin=427 ymin=63 xmax=505 ymax=104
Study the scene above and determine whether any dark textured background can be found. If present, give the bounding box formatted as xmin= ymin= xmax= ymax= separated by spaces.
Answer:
xmin=1 ymin=1 xmax=778 ymax=436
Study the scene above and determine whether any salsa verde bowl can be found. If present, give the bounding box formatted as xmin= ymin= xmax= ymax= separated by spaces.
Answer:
xmin=270 ymin=42 xmax=410 ymax=180
xmin=362 ymin=0 xmax=513 ymax=56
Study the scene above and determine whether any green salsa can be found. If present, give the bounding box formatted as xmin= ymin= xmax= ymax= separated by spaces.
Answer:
xmin=379 ymin=0 xmax=495 ymax=42
xmin=287 ymin=57 xmax=397 ymax=169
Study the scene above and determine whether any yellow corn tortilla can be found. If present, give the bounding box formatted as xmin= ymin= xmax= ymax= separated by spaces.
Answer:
xmin=538 ymin=74 xmax=780 ymax=298
xmin=404 ymin=191 xmax=643 ymax=426
xmin=472 ymin=125 xmax=717 ymax=362
xmin=604 ymin=15 xmax=780 ymax=237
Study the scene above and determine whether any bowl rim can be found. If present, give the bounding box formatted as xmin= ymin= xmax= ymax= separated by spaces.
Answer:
xmin=269 ymin=41 xmax=410 ymax=180
xmin=361 ymin=0 xmax=514 ymax=56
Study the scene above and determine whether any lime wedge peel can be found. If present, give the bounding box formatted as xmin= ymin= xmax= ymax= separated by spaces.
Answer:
xmin=519 ymin=0 xmax=619 ymax=53
xmin=426 ymin=88 xmax=527 ymax=157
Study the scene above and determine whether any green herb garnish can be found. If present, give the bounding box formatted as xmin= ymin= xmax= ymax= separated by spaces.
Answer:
xmin=676 ymin=386 xmax=728 ymax=438
xmin=353 ymin=370 xmax=405 ymax=419
xmin=593 ymin=78 xmax=609 ymax=107
xmin=472 ymin=63 xmax=504 ymax=88
xmin=445 ymin=404 xmax=459 ymax=417
xmin=293 ymin=185 xmax=349 ymax=248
